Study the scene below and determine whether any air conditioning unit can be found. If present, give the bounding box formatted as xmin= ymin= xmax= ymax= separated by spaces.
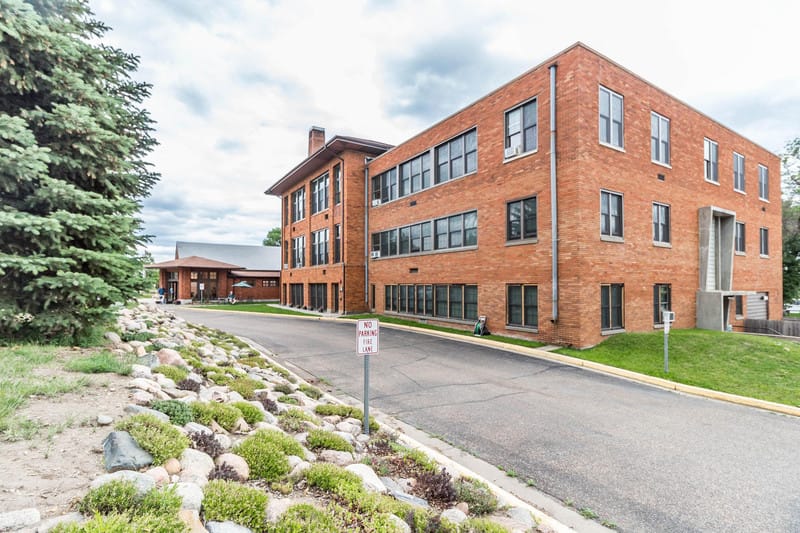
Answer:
xmin=371 ymin=199 xmax=382 ymax=207
xmin=370 ymin=251 xmax=381 ymax=259
xmin=504 ymin=145 xmax=522 ymax=158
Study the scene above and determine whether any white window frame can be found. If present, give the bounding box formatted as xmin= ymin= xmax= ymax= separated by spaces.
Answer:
xmin=735 ymin=221 xmax=746 ymax=254
xmin=599 ymin=86 xmax=624 ymax=149
xmin=651 ymin=111 xmax=670 ymax=166
xmin=733 ymin=152 xmax=745 ymax=193
xmin=600 ymin=189 xmax=624 ymax=240
xmin=760 ymin=227 xmax=769 ymax=257
xmin=704 ymin=138 xmax=718 ymax=183
xmin=758 ymin=164 xmax=769 ymax=201
xmin=504 ymin=98 xmax=538 ymax=158
xmin=652 ymin=202 xmax=670 ymax=244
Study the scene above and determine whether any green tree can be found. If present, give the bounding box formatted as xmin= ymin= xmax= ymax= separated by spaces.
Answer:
xmin=783 ymin=138 xmax=800 ymax=302
xmin=0 ymin=0 xmax=158 ymax=343
xmin=263 ymin=226 xmax=281 ymax=246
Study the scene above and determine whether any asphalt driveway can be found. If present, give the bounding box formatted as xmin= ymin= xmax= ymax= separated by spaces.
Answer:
xmin=169 ymin=307 xmax=800 ymax=532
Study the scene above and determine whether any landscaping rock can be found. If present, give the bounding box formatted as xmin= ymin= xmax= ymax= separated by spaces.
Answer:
xmin=144 ymin=466 xmax=170 ymax=485
xmin=91 ymin=471 xmax=155 ymax=496
xmin=0 ymin=507 xmax=40 ymax=532
xmin=156 ymin=348 xmax=188 ymax=367
xmin=132 ymin=390 xmax=154 ymax=405
xmin=104 ymin=331 xmax=122 ymax=345
xmin=36 ymin=511 xmax=84 ymax=532
xmin=205 ymin=521 xmax=252 ymax=533
xmin=214 ymin=433 xmax=233 ymax=451
xmin=103 ymin=430 xmax=154 ymax=472
xmin=96 ymin=414 xmax=113 ymax=426
xmin=178 ymin=509 xmax=208 ymax=533
xmin=130 ymin=364 xmax=153 ymax=379
xmin=215 ymin=453 xmax=250 ymax=481
xmin=318 ymin=449 xmax=354 ymax=466
xmin=124 ymin=403 xmax=171 ymax=422
xmin=506 ymin=506 xmax=536 ymax=529
xmin=387 ymin=513 xmax=412 ymax=533
xmin=180 ymin=448 xmax=215 ymax=485
xmin=185 ymin=422 xmax=213 ymax=435
xmin=346 ymin=463 xmax=387 ymax=493
xmin=129 ymin=377 xmax=162 ymax=395
xmin=441 ymin=508 xmax=467 ymax=524
xmin=164 ymin=457 xmax=182 ymax=475
xmin=174 ymin=482 xmax=204 ymax=511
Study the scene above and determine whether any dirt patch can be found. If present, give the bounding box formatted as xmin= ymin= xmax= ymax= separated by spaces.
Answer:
xmin=0 ymin=359 xmax=132 ymax=518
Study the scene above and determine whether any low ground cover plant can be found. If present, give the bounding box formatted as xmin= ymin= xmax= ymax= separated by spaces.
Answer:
xmin=306 ymin=428 xmax=354 ymax=453
xmin=233 ymin=429 xmax=305 ymax=481
xmin=203 ymin=479 xmax=268 ymax=532
xmin=150 ymin=399 xmax=194 ymax=425
xmin=115 ymin=414 xmax=189 ymax=465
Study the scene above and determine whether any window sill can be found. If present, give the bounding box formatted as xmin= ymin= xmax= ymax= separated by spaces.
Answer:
xmin=653 ymin=323 xmax=664 ymax=330
xmin=599 ymin=141 xmax=625 ymax=153
xmin=652 ymin=160 xmax=672 ymax=169
xmin=372 ymin=245 xmax=479 ymax=261
xmin=760 ymin=254 xmax=769 ymax=259
xmin=601 ymin=328 xmax=626 ymax=336
xmin=505 ymin=238 xmax=539 ymax=247
xmin=735 ymin=251 xmax=746 ymax=256
xmin=601 ymin=235 xmax=624 ymax=243
xmin=507 ymin=324 xmax=539 ymax=334
xmin=503 ymin=148 xmax=538 ymax=164
xmin=759 ymin=197 xmax=769 ymax=203
xmin=734 ymin=188 xmax=746 ymax=195
xmin=704 ymin=178 xmax=720 ymax=186
xmin=653 ymin=241 xmax=671 ymax=248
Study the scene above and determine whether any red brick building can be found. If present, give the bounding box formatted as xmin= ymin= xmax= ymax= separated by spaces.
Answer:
xmin=268 ymin=43 xmax=781 ymax=348
xmin=265 ymin=129 xmax=392 ymax=313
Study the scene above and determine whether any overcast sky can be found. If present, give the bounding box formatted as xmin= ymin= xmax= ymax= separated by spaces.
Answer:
xmin=89 ymin=0 xmax=800 ymax=263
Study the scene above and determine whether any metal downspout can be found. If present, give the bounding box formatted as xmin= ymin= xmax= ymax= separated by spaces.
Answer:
xmin=364 ymin=158 xmax=371 ymax=308
xmin=550 ymin=63 xmax=559 ymax=322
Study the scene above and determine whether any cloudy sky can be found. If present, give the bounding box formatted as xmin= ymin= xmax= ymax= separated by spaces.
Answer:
xmin=89 ymin=0 xmax=800 ymax=263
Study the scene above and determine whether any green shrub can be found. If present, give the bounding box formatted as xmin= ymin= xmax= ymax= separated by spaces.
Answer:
xmin=120 ymin=331 xmax=157 ymax=343
xmin=462 ymin=517 xmax=512 ymax=532
xmin=454 ymin=477 xmax=498 ymax=515
xmin=314 ymin=404 xmax=378 ymax=432
xmin=206 ymin=372 xmax=231 ymax=385
xmin=231 ymin=401 xmax=264 ymax=425
xmin=79 ymin=480 xmax=138 ymax=515
xmin=277 ymin=408 xmax=318 ymax=432
xmin=271 ymin=503 xmax=338 ymax=533
xmin=390 ymin=443 xmax=438 ymax=474
xmin=229 ymin=377 xmax=264 ymax=399
xmin=190 ymin=402 xmax=242 ymax=431
xmin=65 ymin=351 xmax=133 ymax=375
xmin=237 ymin=356 xmax=268 ymax=369
xmin=202 ymin=480 xmax=268 ymax=532
xmin=277 ymin=395 xmax=299 ymax=405
xmin=150 ymin=399 xmax=194 ymax=426
xmin=50 ymin=513 xmax=135 ymax=532
xmin=273 ymin=383 xmax=294 ymax=395
xmin=138 ymin=485 xmax=182 ymax=516
xmin=233 ymin=429 xmax=304 ymax=481
xmin=115 ymin=414 xmax=189 ymax=465
xmin=306 ymin=429 xmax=354 ymax=453
xmin=304 ymin=463 xmax=362 ymax=495
xmin=298 ymin=383 xmax=323 ymax=400
xmin=153 ymin=365 xmax=189 ymax=383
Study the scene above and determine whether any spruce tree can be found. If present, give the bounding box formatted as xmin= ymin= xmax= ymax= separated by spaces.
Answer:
xmin=0 ymin=0 xmax=158 ymax=342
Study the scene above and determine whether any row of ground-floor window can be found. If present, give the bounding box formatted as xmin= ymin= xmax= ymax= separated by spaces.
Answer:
xmin=282 ymin=281 xmax=763 ymax=329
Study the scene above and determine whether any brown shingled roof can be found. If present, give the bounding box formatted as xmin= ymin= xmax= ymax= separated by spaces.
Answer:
xmin=145 ymin=256 xmax=243 ymax=269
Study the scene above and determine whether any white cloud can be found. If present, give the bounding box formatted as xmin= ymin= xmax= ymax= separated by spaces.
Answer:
xmin=89 ymin=0 xmax=800 ymax=262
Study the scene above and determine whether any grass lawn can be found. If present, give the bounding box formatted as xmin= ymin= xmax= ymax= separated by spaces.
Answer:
xmin=195 ymin=302 xmax=313 ymax=316
xmin=556 ymin=329 xmax=800 ymax=407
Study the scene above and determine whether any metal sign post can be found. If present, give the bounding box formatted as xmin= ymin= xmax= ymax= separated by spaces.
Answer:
xmin=663 ymin=311 xmax=675 ymax=373
xmin=356 ymin=319 xmax=379 ymax=435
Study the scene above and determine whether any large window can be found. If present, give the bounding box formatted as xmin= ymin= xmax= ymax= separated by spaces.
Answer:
xmin=283 ymin=196 xmax=289 ymax=226
xmin=507 ymin=197 xmax=537 ymax=241
xmin=373 ymin=211 xmax=476 ymax=258
xmin=759 ymin=164 xmax=769 ymax=201
xmin=400 ymin=152 xmax=432 ymax=196
xmin=599 ymin=86 xmax=623 ymax=148
xmin=704 ymin=138 xmax=718 ymax=183
xmin=505 ymin=99 xmax=537 ymax=157
xmin=733 ymin=152 xmax=745 ymax=192
xmin=435 ymin=129 xmax=477 ymax=184
xmin=735 ymin=222 xmax=746 ymax=253
xmin=386 ymin=284 xmax=476 ymax=321
xmin=760 ymin=227 xmax=769 ymax=256
xmin=601 ymin=283 xmax=624 ymax=331
xmin=333 ymin=224 xmax=341 ymax=263
xmin=600 ymin=190 xmax=623 ymax=238
xmin=652 ymin=202 xmax=670 ymax=244
xmin=290 ymin=283 xmax=303 ymax=307
xmin=333 ymin=164 xmax=342 ymax=205
xmin=311 ymin=172 xmax=329 ymax=214
xmin=311 ymin=228 xmax=329 ymax=266
xmin=291 ymin=235 xmax=305 ymax=268
xmin=309 ymin=283 xmax=327 ymax=311
xmin=651 ymin=112 xmax=670 ymax=165
xmin=291 ymin=187 xmax=305 ymax=222
xmin=372 ymin=168 xmax=398 ymax=204
xmin=507 ymin=284 xmax=538 ymax=328
xmin=653 ymin=284 xmax=671 ymax=325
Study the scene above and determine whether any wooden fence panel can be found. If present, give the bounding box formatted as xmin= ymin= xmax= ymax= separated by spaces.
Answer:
xmin=743 ymin=318 xmax=800 ymax=337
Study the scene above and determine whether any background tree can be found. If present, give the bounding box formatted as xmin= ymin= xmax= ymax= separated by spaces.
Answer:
xmin=783 ymin=138 xmax=800 ymax=302
xmin=263 ymin=227 xmax=281 ymax=246
xmin=0 ymin=0 xmax=158 ymax=342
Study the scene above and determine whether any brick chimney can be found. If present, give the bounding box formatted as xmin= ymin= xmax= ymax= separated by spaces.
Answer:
xmin=308 ymin=126 xmax=325 ymax=155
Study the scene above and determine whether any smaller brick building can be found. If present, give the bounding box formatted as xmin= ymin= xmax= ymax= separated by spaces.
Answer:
xmin=148 ymin=242 xmax=281 ymax=303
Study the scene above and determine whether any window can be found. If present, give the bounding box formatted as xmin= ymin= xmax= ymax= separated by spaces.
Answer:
xmin=311 ymin=172 xmax=329 ymax=214
xmin=311 ymin=228 xmax=329 ymax=266
xmin=704 ymin=138 xmax=718 ymax=183
xmin=600 ymin=190 xmax=623 ymax=238
xmin=507 ymin=284 xmax=538 ymax=328
xmin=372 ymin=168 xmax=398 ymax=204
xmin=291 ymin=187 xmax=305 ymax=222
xmin=291 ymin=235 xmax=305 ymax=268
xmin=735 ymin=222 xmax=745 ymax=253
xmin=333 ymin=224 xmax=341 ymax=263
xmin=760 ymin=227 xmax=769 ymax=256
xmin=373 ymin=211 xmax=476 ymax=258
xmin=733 ymin=152 xmax=745 ymax=192
xmin=599 ymin=86 xmax=623 ymax=148
xmin=505 ymin=99 xmax=537 ymax=157
xmin=290 ymin=283 xmax=303 ymax=307
xmin=759 ymin=165 xmax=769 ymax=201
xmin=283 ymin=196 xmax=289 ymax=226
xmin=652 ymin=203 xmax=670 ymax=244
xmin=388 ymin=283 xmax=477 ymax=320
xmin=735 ymin=295 xmax=743 ymax=317
xmin=507 ymin=197 xmax=538 ymax=241
xmin=651 ymin=112 xmax=670 ymax=165
xmin=601 ymin=283 xmax=624 ymax=331
xmin=434 ymin=211 xmax=478 ymax=250
xmin=283 ymin=240 xmax=288 ymax=265
xmin=435 ymin=129 xmax=477 ymax=184
xmin=309 ymin=283 xmax=326 ymax=311
xmin=333 ymin=164 xmax=342 ymax=204
xmin=653 ymin=284 xmax=671 ymax=325
xmin=262 ymin=279 xmax=277 ymax=287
